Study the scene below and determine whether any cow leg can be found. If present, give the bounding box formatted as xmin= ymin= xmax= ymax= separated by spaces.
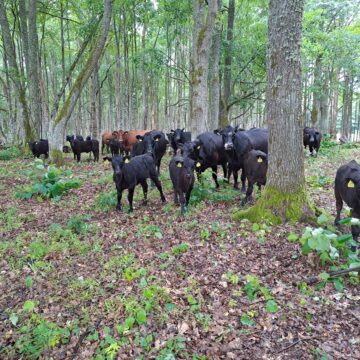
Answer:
xmin=174 ymin=190 xmax=179 ymax=205
xmin=185 ymin=186 xmax=193 ymax=206
xmin=94 ymin=150 xmax=99 ymax=162
xmin=212 ymin=166 xmax=219 ymax=188
xmin=350 ymin=209 xmax=360 ymax=251
xmin=240 ymin=169 xmax=246 ymax=193
xmin=141 ymin=181 xmax=148 ymax=205
xmin=76 ymin=153 xmax=81 ymax=162
xmin=222 ymin=163 xmax=227 ymax=181
xmin=334 ymin=189 xmax=343 ymax=226
xmin=102 ymin=143 xmax=105 ymax=155
xmin=309 ymin=145 xmax=314 ymax=156
xmin=179 ymin=192 xmax=186 ymax=215
xmin=127 ymin=187 xmax=135 ymax=212
xmin=116 ymin=190 xmax=123 ymax=211
xmin=233 ymin=170 xmax=239 ymax=190
xmin=150 ymin=175 xmax=166 ymax=203
xmin=45 ymin=152 xmax=49 ymax=159
xmin=227 ymin=163 xmax=232 ymax=184
xmin=242 ymin=179 xmax=254 ymax=205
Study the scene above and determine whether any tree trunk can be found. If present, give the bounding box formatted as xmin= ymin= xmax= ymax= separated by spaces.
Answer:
xmin=219 ymin=0 xmax=235 ymax=127
xmin=141 ymin=25 xmax=148 ymax=129
xmin=0 ymin=0 xmax=34 ymax=141
xmin=208 ymin=0 xmax=222 ymax=131
xmin=311 ymin=56 xmax=322 ymax=128
xmin=48 ymin=0 xmax=113 ymax=151
xmin=190 ymin=0 xmax=218 ymax=137
xmin=234 ymin=0 xmax=315 ymax=224
xmin=329 ymin=71 xmax=339 ymax=138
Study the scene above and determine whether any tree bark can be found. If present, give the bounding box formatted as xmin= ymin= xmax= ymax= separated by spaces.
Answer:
xmin=234 ymin=0 xmax=315 ymax=224
xmin=190 ymin=0 xmax=218 ymax=137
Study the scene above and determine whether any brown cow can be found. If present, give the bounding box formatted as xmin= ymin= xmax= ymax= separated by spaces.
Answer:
xmin=102 ymin=131 xmax=116 ymax=155
xmin=121 ymin=130 xmax=150 ymax=154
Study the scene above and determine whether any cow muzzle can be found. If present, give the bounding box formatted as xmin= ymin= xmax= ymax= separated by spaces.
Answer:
xmin=224 ymin=143 xmax=234 ymax=150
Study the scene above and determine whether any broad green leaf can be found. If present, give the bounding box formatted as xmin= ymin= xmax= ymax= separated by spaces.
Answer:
xmin=9 ymin=313 xmax=18 ymax=326
xmin=23 ymin=300 xmax=36 ymax=312
xmin=240 ymin=315 xmax=255 ymax=326
xmin=136 ymin=309 xmax=147 ymax=325
xmin=266 ymin=300 xmax=278 ymax=313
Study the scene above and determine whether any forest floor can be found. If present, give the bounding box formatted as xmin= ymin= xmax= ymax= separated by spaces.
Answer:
xmin=0 ymin=144 xmax=360 ymax=360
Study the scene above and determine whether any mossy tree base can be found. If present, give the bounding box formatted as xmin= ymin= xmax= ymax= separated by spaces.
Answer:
xmin=233 ymin=186 xmax=317 ymax=225
xmin=51 ymin=149 xmax=65 ymax=167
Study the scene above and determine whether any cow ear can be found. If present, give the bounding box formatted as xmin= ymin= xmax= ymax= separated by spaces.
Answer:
xmin=346 ymin=178 xmax=356 ymax=188
xmin=175 ymin=160 xmax=184 ymax=168
xmin=171 ymin=129 xmax=175 ymax=133
xmin=154 ymin=134 xmax=162 ymax=142
xmin=214 ymin=129 xmax=221 ymax=135
xmin=256 ymin=155 xmax=266 ymax=163
xmin=136 ymin=135 xmax=143 ymax=141
xmin=234 ymin=125 xmax=239 ymax=132
xmin=103 ymin=156 xmax=112 ymax=163
xmin=181 ymin=128 xmax=185 ymax=132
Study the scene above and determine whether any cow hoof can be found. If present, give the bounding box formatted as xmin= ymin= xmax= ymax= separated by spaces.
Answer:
xmin=161 ymin=198 xmax=166 ymax=203
xmin=116 ymin=206 xmax=122 ymax=212
xmin=334 ymin=219 xmax=340 ymax=226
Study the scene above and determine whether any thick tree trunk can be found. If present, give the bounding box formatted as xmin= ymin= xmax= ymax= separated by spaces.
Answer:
xmin=219 ymin=0 xmax=235 ymax=127
xmin=234 ymin=0 xmax=315 ymax=224
xmin=48 ymin=0 xmax=113 ymax=151
xmin=190 ymin=0 xmax=218 ymax=137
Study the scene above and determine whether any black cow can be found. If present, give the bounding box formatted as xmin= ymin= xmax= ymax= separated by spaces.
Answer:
xmin=334 ymin=160 xmax=360 ymax=251
xmin=72 ymin=138 xmax=99 ymax=162
xmin=169 ymin=155 xmax=195 ymax=214
xmin=109 ymin=139 xmax=124 ymax=157
xmin=66 ymin=135 xmax=84 ymax=160
xmin=181 ymin=132 xmax=227 ymax=188
xmin=29 ymin=139 xmax=49 ymax=158
xmin=167 ymin=129 xmax=192 ymax=155
xmin=241 ymin=150 xmax=268 ymax=205
xmin=62 ymin=145 xmax=71 ymax=153
xmin=104 ymin=154 xmax=166 ymax=212
xmin=215 ymin=127 xmax=268 ymax=191
xmin=133 ymin=130 xmax=168 ymax=175
xmin=303 ymin=127 xmax=321 ymax=156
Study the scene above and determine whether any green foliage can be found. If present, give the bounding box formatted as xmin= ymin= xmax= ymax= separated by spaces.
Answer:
xmin=16 ymin=159 xmax=80 ymax=200
xmin=0 ymin=146 xmax=21 ymax=160
xmin=66 ymin=214 xmax=90 ymax=234
xmin=95 ymin=190 xmax=117 ymax=212
xmin=50 ymin=149 xmax=65 ymax=167
xmin=14 ymin=315 xmax=70 ymax=359
xmin=172 ymin=242 xmax=189 ymax=255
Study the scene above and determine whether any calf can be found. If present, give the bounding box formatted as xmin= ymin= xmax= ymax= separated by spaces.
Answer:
xmin=62 ymin=145 xmax=71 ymax=153
xmin=109 ymin=139 xmax=124 ymax=156
xmin=67 ymin=134 xmax=84 ymax=160
xmin=104 ymin=154 xmax=166 ymax=212
xmin=121 ymin=130 xmax=150 ymax=154
xmin=334 ymin=160 xmax=360 ymax=250
xmin=169 ymin=155 xmax=195 ymax=214
xmin=182 ymin=132 xmax=227 ymax=188
xmin=168 ymin=128 xmax=192 ymax=155
xmin=241 ymin=150 xmax=268 ymax=205
xmin=134 ymin=130 xmax=168 ymax=175
xmin=72 ymin=138 xmax=99 ymax=162
xmin=29 ymin=139 xmax=49 ymax=158
xmin=303 ymin=127 xmax=321 ymax=156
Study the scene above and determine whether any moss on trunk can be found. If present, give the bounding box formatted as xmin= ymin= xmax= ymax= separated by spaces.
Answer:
xmin=233 ymin=186 xmax=317 ymax=224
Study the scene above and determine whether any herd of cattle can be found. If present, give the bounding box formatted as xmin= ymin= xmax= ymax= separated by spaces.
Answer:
xmin=26 ymin=125 xmax=360 ymax=249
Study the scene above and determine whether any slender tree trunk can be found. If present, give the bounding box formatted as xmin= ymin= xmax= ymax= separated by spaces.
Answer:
xmin=311 ymin=56 xmax=322 ymax=128
xmin=141 ymin=25 xmax=148 ymax=129
xmin=235 ymin=0 xmax=314 ymax=224
xmin=220 ymin=0 xmax=235 ymax=127
xmin=0 ymin=0 xmax=34 ymax=141
xmin=48 ymin=0 xmax=114 ymax=151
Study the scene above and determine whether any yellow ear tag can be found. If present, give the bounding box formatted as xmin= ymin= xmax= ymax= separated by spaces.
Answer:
xmin=348 ymin=180 xmax=355 ymax=188
xmin=197 ymin=146 xmax=201 ymax=150
xmin=125 ymin=158 xmax=130 ymax=164
xmin=257 ymin=157 xmax=263 ymax=163
xmin=139 ymin=139 xmax=143 ymax=142
xmin=155 ymin=138 xmax=159 ymax=142
xmin=196 ymin=162 xmax=201 ymax=168
xmin=177 ymin=163 xmax=183 ymax=168
xmin=104 ymin=160 xmax=110 ymax=165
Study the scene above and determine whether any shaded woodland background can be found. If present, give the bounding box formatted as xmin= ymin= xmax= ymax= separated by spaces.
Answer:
xmin=0 ymin=0 xmax=359 ymax=145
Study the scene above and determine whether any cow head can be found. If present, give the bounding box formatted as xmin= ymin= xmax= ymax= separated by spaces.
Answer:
xmin=171 ymin=128 xmax=185 ymax=143
xmin=214 ymin=125 xmax=238 ymax=151
xmin=104 ymin=155 xmax=131 ymax=176
xmin=304 ymin=127 xmax=317 ymax=143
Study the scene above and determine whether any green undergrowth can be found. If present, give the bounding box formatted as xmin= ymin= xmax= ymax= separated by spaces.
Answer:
xmin=0 ymin=145 xmax=22 ymax=160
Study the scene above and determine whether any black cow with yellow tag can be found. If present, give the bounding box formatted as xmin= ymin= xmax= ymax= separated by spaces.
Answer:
xmin=134 ymin=130 xmax=168 ymax=175
xmin=334 ymin=160 xmax=360 ymax=249
xmin=103 ymin=154 xmax=166 ymax=212
xmin=169 ymin=155 xmax=195 ymax=214
xmin=241 ymin=149 xmax=268 ymax=205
